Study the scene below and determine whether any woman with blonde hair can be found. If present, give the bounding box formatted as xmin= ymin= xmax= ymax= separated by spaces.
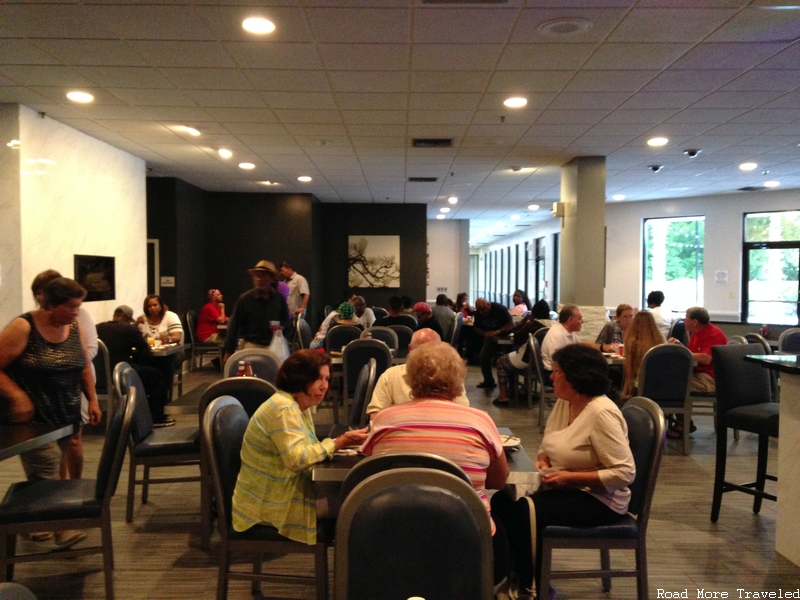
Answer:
xmin=621 ymin=310 xmax=664 ymax=399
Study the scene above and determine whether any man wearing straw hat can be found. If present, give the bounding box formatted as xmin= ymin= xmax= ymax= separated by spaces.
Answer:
xmin=223 ymin=260 xmax=290 ymax=363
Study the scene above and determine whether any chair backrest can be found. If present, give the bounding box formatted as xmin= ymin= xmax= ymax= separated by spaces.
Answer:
xmin=224 ymin=348 xmax=281 ymax=383
xmin=0 ymin=582 xmax=38 ymax=600
xmin=113 ymin=361 xmax=154 ymax=444
xmin=638 ymin=343 xmax=693 ymax=405
xmin=530 ymin=335 xmax=547 ymax=385
xmin=185 ymin=310 xmax=198 ymax=346
xmin=727 ymin=335 xmax=748 ymax=345
xmin=342 ymin=339 xmax=392 ymax=396
xmin=199 ymin=377 xmax=277 ymax=430
xmin=92 ymin=338 xmax=113 ymax=397
xmin=326 ymin=325 xmax=363 ymax=353
xmin=395 ymin=313 xmax=418 ymax=329
xmin=203 ymin=397 xmax=250 ymax=534
xmin=324 ymin=304 xmax=334 ymax=317
xmin=668 ymin=319 xmax=688 ymax=344
xmin=533 ymin=326 xmax=550 ymax=348
xmin=96 ymin=384 xmax=136 ymax=502
xmin=295 ymin=317 xmax=313 ymax=350
xmin=371 ymin=307 xmax=389 ymax=320
xmin=744 ymin=332 xmax=772 ymax=354
xmin=712 ymin=344 xmax=773 ymax=420
xmin=361 ymin=326 xmax=398 ymax=349
xmin=339 ymin=451 xmax=472 ymax=501
xmin=449 ymin=312 xmax=463 ymax=348
xmin=778 ymin=327 xmax=800 ymax=353
xmin=621 ymin=397 xmax=665 ymax=530
xmin=348 ymin=359 xmax=377 ymax=430
xmin=335 ymin=468 xmax=493 ymax=600
xmin=387 ymin=325 xmax=414 ymax=358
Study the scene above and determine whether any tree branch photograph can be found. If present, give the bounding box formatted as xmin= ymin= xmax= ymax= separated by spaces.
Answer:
xmin=348 ymin=235 xmax=400 ymax=288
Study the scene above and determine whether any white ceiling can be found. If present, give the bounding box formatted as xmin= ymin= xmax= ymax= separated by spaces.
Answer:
xmin=2 ymin=0 xmax=800 ymax=245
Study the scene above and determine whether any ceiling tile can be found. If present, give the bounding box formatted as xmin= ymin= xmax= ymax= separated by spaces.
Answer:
xmin=244 ymin=69 xmax=330 ymax=92
xmin=548 ymin=91 xmax=632 ymax=110
xmin=563 ymin=70 xmax=660 ymax=92
xmin=194 ymin=5 xmax=313 ymax=43
xmin=341 ymin=110 xmax=407 ymax=125
xmin=91 ymin=5 xmax=215 ymax=41
xmin=0 ymin=39 xmax=60 ymax=65
xmin=408 ymin=93 xmax=481 ymax=111
xmin=284 ymin=123 xmax=348 ymax=136
xmin=223 ymin=42 xmax=323 ymax=70
xmin=706 ymin=7 xmax=800 ymax=42
xmin=319 ymin=44 xmax=409 ymax=71
xmin=619 ymin=91 xmax=707 ymax=110
xmin=136 ymin=106 xmax=214 ymax=122
xmin=184 ymin=90 xmax=267 ymax=108
xmin=411 ymin=70 xmax=492 ymax=93
xmin=160 ymin=68 xmax=255 ymax=91
xmin=412 ymin=8 xmax=518 ymax=44
xmin=498 ymin=44 xmax=596 ymax=71
xmin=690 ymin=90 xmax=784 ymax=109
xmin=32 ymin=40 xmax=149 ymax=67
xmin=129 ymin=41 xmax=236 ymax=68
xmin=0 ymin=4 xmax=115 ymax=38
xmin=329 ymin=71 xmax=409 ymax=93
xmin=670 ymin=42 xmax=788 ymax=70
xmin=511 ymin=7 xmax=629 ymax=43
xmin=260 ymin=91 xmax=338 ymax=110
xmin=412 ymin=44 xmax=503 ymax=71
xmin=608 ymin=8 xmax=736 ymax=42
xmin=584 ymin=43 xmax=691 ymax=70
xmin=203 ymin=107 xmax=277 ymax=122
xmin=0 ymin=65 xmax=95 ymax=87
xmin=271 ymin=109 xmax=343 ymax=124
xmin=306 ymin=8 xmax=409 ymax=43
xmin=76 ymin=66 xmax=174 ymax=89
xmin=108 ymin=88 xmax=197 ymax=107
xmin=335 ymin=93 xmax=407 ymax=110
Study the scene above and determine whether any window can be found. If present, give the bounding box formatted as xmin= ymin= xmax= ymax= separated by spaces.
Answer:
xmin=743 ymin=211 xmax=800 ymax=325
xmin=643 ymin=216 xmax=705 ymax=310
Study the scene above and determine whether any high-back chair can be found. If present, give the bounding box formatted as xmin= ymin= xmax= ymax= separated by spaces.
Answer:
xmin=638 ymin=343 xmax=694 ymax=454
xmin=224 ymin=348 xmax=281 ymax=383
xmin=539 ymin=396 xmax=666 ymax=600
xmin=533 ymin=326 xmax=550 ymax=348
xmin=710 ymin=344 xmax=778 ymax=522
xmin=197 ymin=377 xmax=278 ymax=550
xmin=325 ymin=325 xmax=362 ymax=354
xmin=371 ymin=307 xmax=389 ymax=320
xmin=113 ymin=362 xmax=201 ymax=523
xmin=531 ymin=336 xmax=557 ymax=432
xmin=667 ymin=319 xmax=688 ymax=344
xmin=387 ymin=324 xmax=414 ymax=358
xmin=295 ymin=317 xmax=313 ymax=350
xmin=334 ymin=468 xmax=493 ymax=600
xmin=745 ymin=332 xmax=778 ymax=400
xmin=93 ymin=339 xmax=115 ymax=430
xmin=395 ymin=313 xmax=418 ymax=330
xmin=0 ymin=386 xmax=136 ymax=600
xmin=361 ymin=326 xmax=398 ymax=350
xmin=185 ymin=309 xmax=222 ymax=371
xmin=449 ymin=312 xmax=463 ymax=348
xmin=203 ymin=397 xmax=331 ymax=600
xmin=342 ymin=339 xmax=392 ymax=420
xmin=727 ymin=335 xmax=748 ymax=345
xmin=318 ymin=359 xmax=377 ymax=441
xmin=778 ymin=327 xmax=800 ymax=353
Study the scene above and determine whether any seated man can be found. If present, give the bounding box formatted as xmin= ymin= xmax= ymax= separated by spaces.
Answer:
xmin=669 ymin=306 xmax=727 ymax=393
xmin=474 ymin=298 xmax=514 ymax=389
xmin=413 ymin=302 xmax=443 ymax=337
xmin=96 ymin=306 xmax=174 ymax=427
xmin=375 ymin=295 xmax=417 ymax=329
xmin=196 ymin=288 xmax=228 ymax=346
xmin=366 ymin=329 xmax=469 ymax=420
xmin=353 ymin=296 xmax=375 ymax=329
xmin=432 ymin=293 xmax=456 ymax=334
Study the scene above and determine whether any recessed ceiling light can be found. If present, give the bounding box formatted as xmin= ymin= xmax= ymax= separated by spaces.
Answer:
xmin=66 ymin=91 xmax=93 ymax=103
xmin=298 ymin=176 xmax=312 ymax=182
xmin=260 ymin=181 xmax=279 ymax=186
xmin=764 ymin=180 xmax=781 ymax=188
xmin=218 ymin=148 xmax=232 ymax=159
xmin=436 ymin=214 xmax=446 ymax=220
xmin=647 ymin=137 xmax=668 ymax=147
xmin=177 ymin=125 xmax=200 ymax=137
xmin=7 ymin=140 xmax=21 ymax=148
xmin=239 ymin=162 xmax=255 ymax=170
xmin=527 ymin=204 xmax=540 ymax=211
xmin=448 ymin=197 xmax=458 ymax=204
xmin=242 ymin=17 xmax=275 ymax=34
xmin=510 ymin=214 xmax=520 ymax=221
xmin=503 ymin=97 xmax=527 ymax=108
xmin=440 ymin=207 xmax=450 ymax=213
xmin=739 ymin=162 xmax=758 ymax=171
xmin=612 ymin=194 xmax=626 ymax=201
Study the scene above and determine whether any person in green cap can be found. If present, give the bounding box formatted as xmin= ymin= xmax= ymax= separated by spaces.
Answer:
xmin=309 ymin=301 xmax=361 ymax=349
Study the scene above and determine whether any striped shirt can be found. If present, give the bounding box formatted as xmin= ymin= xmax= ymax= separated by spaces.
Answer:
xmin=232 ymin=391 xmax=336 ymax=545
xmin=362 ymin=399 xmax=503 ymax=531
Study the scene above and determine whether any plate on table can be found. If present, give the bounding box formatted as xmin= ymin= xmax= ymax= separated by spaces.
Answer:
xmin=500 ymin=434 xmax=521 ymax=450
xmin=329 ymin=351 xmax=342 ymax=357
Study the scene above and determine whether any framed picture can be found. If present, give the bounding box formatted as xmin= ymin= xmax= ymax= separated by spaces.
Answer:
xmin=74 ymin=255 xmax=115 ymax=302
xmin=348 ymin=235 xmax=400 ymax=288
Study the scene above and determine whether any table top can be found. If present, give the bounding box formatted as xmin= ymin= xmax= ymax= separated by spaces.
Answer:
xmin=603 ymin=352 xmax=625 ymax=366
xmin=330 ymin=355 xmax=407 ymax=366
xmin=149 ymin=343 xmax=190 ymax=357
xmin=0 ymin=423 xmax=76 ymax=462
xmin=744 ymin=353 xmax=800 ymax=375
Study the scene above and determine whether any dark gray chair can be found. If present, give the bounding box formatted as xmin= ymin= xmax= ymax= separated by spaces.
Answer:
xmin=203 ymin=397 xmax=331 ymax=600
xmin=745 ymin=332 xmax=778 ymax=401
xmin=185 ymin=309 xmax=222 ymax=371
xmin=638 ymin=343 xmax=694 ymax=454
xmin=295 ymin=317 xmax=313 ymax=350
xmin=342 ymin=339 xmax=392 ymax=418
xmin=371 ymin=307 xmax=389 ymax=320
xmin=710 ymin=344 xmax=779 ymax=522
xmin=540 ymin=396 xmax=666 ymax=600
xmin=318 ymin=359 xmax=376 ymax=441
xmin=533 ymin=326 xmax=550 ymax=348
xmin=449 ymin=312 xmax=463 ymax=348
xmin=778 ymin=327 xmax=800 ymax=353
xmin=394 ymin=313 xmax=418 ymax=330
xmin=361 ymin=326 xmax=399 ymax=350
xmin=325 ymin=325 xmax=362 ymax=354
xmin=113 ymin=363 xmax=201 ymax=523
xmin=334 ymin=468 xmax=493 ymax=600
xmin=224 ymin=348 xmax=281 ymax=383
xmin=198 ymin=377 xmax=278 ymax=550
xmin=93 ymin=339 xmax=115 ymax=431
xmin=667 ymin=319 xmax=688 ymax=344
xmin=0 ymin=386 xmax=135 ymax=600
xmin=531 ymin=336 xmax=557 ymax=432
xmin=387 ymin=324 xmax=414 ymax=358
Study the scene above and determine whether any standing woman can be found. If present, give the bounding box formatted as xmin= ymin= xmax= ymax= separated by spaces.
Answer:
xmin=0 ymin=277 xmax=101 ymax=549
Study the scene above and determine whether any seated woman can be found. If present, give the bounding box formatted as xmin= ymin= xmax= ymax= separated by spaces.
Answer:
xmin=232 ymin=350 xmax=367 ymax=544
xmin=595 ymin=304 xmax=634 ymax=346
xmin=492 ymin=299 xmax=554 ymax=407
xmin=362 ymin=341 xmax=510 ymax=583
xmin=621 ymin=310 xmax=664 ymax=400
xmin=508 ymin=289 xmax=532 ymax=317
xmin=491 ymin=344 xmax=635 ymax=597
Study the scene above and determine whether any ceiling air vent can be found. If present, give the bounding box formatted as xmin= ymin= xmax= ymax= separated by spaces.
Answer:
xmin=738 ymin=186 xmax=766 ymax=192
xmin=412 ymin=138 xmax=453 ymax=148
xmin=408 ymin=177 xmax=438 ymax=183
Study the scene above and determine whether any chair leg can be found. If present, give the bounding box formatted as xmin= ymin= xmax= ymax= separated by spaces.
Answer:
xmin=315 ymin=543 xmax=329 ymax=600
xmin=600 ymin=548 xmax=611 ymax=592
xmin=753 ymin=434 xmax=769 ymax=514
xmin=102 ymin=512 xmax=116 ymax=600
xmin=200 ymin=473 xmax=212 ymax=550
xmin=538 ymin=389 xmax=545 ymax=433
xmin=251 ymin=554 xmax=262 ymax=594
xmin=142 ymin=465 xmax=151 ymax=504
xmin=539 ymin=539 xmax=552 ymax=599
xmin=636 ymin=542 xmax=648 ymax=600
xmin=216 ymin=540 xmax=230 ymax=600
xmin=511 ymin=372 xmax=519 ymax=403
xmin=0 ymin=530 xmax=10 ymax=582
xmin=527 ymin=372 xmax=533 ymax=410
xmin=683 ymin=405 xmax=693 ymax=455
xmin=710 ymin=425 xmax=728 ymax=522
xmin=126 ymin=456 xmax=137 ymax=523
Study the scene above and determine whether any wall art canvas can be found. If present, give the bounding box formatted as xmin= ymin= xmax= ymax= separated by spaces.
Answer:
xmin=74 ymin=254 xmax=115 ymax=302
xmin=348 ymin=235 xmax=400 ymax=288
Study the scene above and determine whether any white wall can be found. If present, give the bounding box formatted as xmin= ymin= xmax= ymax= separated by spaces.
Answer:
xmin=426 ymin=219 xmax=469 ymax=303
xmin=0 ymin=104 xmax=147 ymax=325
xmin=0 ymin=105 xmax=23 ymax=327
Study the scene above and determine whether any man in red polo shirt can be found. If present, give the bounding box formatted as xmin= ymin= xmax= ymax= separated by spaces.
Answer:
xmin=197 ymin=288 xmax=228 ymax=345
xmin=669 ymin=306 xmax=728 ymax=392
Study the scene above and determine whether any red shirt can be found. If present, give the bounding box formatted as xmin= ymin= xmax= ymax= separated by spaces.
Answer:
xmin=687 ymin=323 xmax=728 ymax=378
xmin=197 ymin=302 xmax=222 ymax=342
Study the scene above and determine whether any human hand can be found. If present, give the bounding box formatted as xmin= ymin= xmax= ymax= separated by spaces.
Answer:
xmin=294 ymin=308 xmax=304 ymax=315
xmin=218 ymin=302 xmax=224 ymax=311
xmin=335 ymin=428 xmax=368 ymax=450
xmin=667 ymin=337 xmax=678 ymax=344
xmin=87 ymin=399 xmax=102 ymax=426
xmin=540 ymin=470 xmax=574 ymax=488
xmin=486 ymin=330 xmax=498 ymax=338
xmin=136 ymin=316 xmax=145 ymax=325
xmin=9 ymin=392 xmax=35 ymax=423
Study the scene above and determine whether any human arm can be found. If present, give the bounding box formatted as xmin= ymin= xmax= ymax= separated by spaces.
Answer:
xmin=295 ymin=294 xmax=309 ymax=316
xmin=485 ymin=447 xmax=509 ymax=490
xmin=77 ymin=322 xmax=102 ymax=426
xmin=366 ymin=369 xmax=393 ymax=420
xmin=223 ymin=299 xmax=242 ymax=358
xmin=77 ymin=308 xmax=98 ymax=360
xmin=163 ymin=311 xmax=183 ymax=343
xmin=0 ymin=318 xmax=36 ymax=422
xmin=217 ymin=302 xmax=227 ymax=322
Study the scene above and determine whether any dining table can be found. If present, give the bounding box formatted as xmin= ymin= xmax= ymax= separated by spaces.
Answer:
xmin=149 ymin=342 xmax=190 ymax=357
xmin=0 ymin=422 xmax=76 ymax=462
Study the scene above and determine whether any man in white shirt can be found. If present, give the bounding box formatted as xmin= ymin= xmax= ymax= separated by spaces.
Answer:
xmin=366 ymin=328 xmax=469 ymax=419
xmin=279 ymin=261 xmax=310 ymax=316
xmin=646 ymin=290 xmax=671 ymax=340
xmin=353 ymin=296 xmax=375 ymax=329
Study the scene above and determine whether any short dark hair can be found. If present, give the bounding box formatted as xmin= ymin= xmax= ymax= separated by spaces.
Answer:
xmin=43 ymin=277 xmax=86 ymax=308
xmin=275 ymin=350 xmax=332 ymax=394
xmin=552 ymin=344 xmax=610 ymax=397
xmin=31 ymin=269 xmax=62 ymax=296
xmin=281 ymin=261 xmax=293 ymax=270
xmin=531 ymin=299 xmax=551 ymax=319
xmin=388 ymin=296 xmax=403 ymax=311
xmin=435 ymin=294 xmax=448 ymax=306
xmin=647 ymin=291 xmax=664 ymax=306
xmin=143 ymin=294 xmax=167 ymax=318
xmin=558 ymin=304 xmax=579 ymax=323
xmin=401 ymin=295 xmax=413 ymax=309
xmin=686 ymin=306 xmax=710 ymax=325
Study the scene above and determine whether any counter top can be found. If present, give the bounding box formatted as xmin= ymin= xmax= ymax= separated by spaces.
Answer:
xmin=743 ymin=353 xmax=800 ymax=375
